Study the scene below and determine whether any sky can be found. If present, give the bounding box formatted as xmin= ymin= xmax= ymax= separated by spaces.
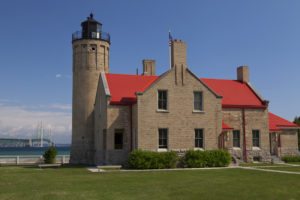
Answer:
xmin=0 ymin=0 xmax=299 ymax=143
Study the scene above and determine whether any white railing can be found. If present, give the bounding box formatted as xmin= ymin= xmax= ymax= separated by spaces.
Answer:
xmin=0 ymin=155 xmax=70 ymax=165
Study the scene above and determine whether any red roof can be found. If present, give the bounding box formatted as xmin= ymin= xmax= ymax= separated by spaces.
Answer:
xmin=105 ymin=74 xmax=265 ymax=108
xmin=201 ymin=78 xmax=265 ymax=108
xmin=106 ymin=74 xmax=158 ymax=105
xmin=222 ymin=121 xmax=233 ymax=130
xmin=269 ymin=112 xmax=299 ymax=131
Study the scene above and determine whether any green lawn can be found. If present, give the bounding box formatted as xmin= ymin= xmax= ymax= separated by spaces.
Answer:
xmin=1 ymin=166 xmax=300 ymax=200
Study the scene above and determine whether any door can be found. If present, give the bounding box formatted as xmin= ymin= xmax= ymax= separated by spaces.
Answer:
xmin=270 ymin=132 xmax=278 ymax=156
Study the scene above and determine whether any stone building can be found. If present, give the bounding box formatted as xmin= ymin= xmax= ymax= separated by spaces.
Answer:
xmin=70 ymin=15 xmax=299 ymax=165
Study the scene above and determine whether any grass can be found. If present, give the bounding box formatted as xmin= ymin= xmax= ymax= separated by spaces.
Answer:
xmin=1 ymin=166 xmax=300 ymax=200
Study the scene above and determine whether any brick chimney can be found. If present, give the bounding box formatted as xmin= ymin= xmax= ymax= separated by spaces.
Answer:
xmin=142 ymin=59 xmax=156 ymax=76
xmin=237 ymin=66 xmax=249 ymax=83
xmin=171 ymin=39 xmax=187 ymax=68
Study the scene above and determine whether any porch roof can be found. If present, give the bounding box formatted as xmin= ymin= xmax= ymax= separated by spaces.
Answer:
xmin=269 ymin=112 xmax=299 ymax=131
xmin=222 ymin=121 xmax=233 ymax=130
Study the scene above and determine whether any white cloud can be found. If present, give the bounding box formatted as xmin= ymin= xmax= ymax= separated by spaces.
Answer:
xmin=55 ymin=74 xmax=72 ymax=79
xmin=0 ymin=104 xmax=71 ymax=143
xmin=50 ymin=103 xmax=71 ymax=110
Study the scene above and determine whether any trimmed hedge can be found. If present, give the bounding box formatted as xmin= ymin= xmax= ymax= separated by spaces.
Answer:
xmin=282 ymin=155 xmax=300 ymax=163
xmin=183 ymin=150 xmax=231 ymax=168
xmin=128 ymin=150 xmax=178 ymax=169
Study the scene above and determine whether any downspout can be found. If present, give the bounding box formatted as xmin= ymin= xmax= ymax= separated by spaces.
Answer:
xmin=242 ymin=109 xmax=247 ymax=162
xmin=130 ymin=104 xmax=133 ymax=152
xmin=278 ymin=133 xmax=281 ymax=157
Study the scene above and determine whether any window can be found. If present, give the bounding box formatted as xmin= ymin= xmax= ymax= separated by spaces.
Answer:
xmin=194 ymin=91 xmax=203 ymax=111
xmin=158 ymin=90 xmax=168 ymax=110
xmin=195 ymin=129 xmax=204 ymax=148
xmin=252 ymin=130 xmax=260 ymax=147
xmin=114 ymin=129 xmax=123 ymax=149
xmin=233 ymin=130 xmax=240 ymax=148
xmin=158 ymin=129 xmax=168 ymax=149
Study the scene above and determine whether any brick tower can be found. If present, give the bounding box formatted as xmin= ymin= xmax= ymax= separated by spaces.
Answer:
xmin=70 ymin=14 xmax=110 ymax=164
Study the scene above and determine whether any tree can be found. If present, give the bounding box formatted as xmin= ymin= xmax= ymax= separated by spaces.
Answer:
xmin=43 ymin=146 xmax=58 ymax=164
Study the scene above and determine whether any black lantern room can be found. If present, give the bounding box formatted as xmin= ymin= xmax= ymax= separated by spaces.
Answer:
xmin=72 ymin=13 xmax=110 ymax=43
xmin=81 ymin=13 xmax=102 ymax=39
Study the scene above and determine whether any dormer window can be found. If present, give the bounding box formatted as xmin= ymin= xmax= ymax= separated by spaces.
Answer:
xmin=158 ymin=90 xmax=168 ymax=110
xmin=194 ymin=91 xmax=203 ymax=111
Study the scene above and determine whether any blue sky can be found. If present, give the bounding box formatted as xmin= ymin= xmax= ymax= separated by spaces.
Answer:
xmin=0 ymin=0 xmax=299 ymax=143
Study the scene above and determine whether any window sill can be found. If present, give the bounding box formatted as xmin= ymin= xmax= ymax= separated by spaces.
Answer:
xmin=232 ymin=147 xmax=241 ymax=150
xmin=252 ymin=147 xmax=261 ymax=151
xmin=157 ymin=148 xmax=168 ymax=152
xmin=156 ymin=109 xmax=169 ymax=113
xmin=194 ymin=148 xmax=204 ymax=151
xmin=192 ymin=110 xmax=205 ymax=114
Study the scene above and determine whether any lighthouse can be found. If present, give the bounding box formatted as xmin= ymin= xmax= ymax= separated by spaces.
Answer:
xmin=70 ymin=14 xmax=110 ymax=164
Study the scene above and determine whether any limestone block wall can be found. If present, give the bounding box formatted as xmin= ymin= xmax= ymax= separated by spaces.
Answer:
xmin=279 ymin=130 xmax=299 ymax=156
xmin=71 ymin=39 xmax=110 ymax=165
xmin=136 ymin=67 xmax=222 ymax=152
xmin=223 ymin=108 xmax=271 ymax=162
xmin=105 ymin=105 xmax=132 ymax=165
xmin=94 ymin=75 xmax=108 ymax=165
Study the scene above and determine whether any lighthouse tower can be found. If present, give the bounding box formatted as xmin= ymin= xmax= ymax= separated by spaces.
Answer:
xmin=70 ymin=14 xmax=110 ymax=164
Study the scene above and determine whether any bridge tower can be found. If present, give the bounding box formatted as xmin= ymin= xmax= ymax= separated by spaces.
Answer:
xmin=70 ymin=14 xmax=111 ymax=164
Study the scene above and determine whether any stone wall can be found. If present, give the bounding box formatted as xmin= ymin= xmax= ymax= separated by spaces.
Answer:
xmin=104 ymin=105 xmax=132 ymax=165
xmin=136 ymin=67 xmax=222 ymax=152
xmin=71 ymin=39 xmax=110 ymax=165
xmin=279 ymin=130 xmax=299 ymax=156
xmin=223 ymin=108 xmax=271 ymax=162
xmin=94 ymin=74 xmax=108 ymax=165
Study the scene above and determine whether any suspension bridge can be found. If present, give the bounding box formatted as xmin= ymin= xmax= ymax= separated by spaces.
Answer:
xmin=0 ymin=121 xmax=55 ymax=147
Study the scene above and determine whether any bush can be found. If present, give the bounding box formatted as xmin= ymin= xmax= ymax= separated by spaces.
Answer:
xmin=43 ymin=146 xmax=58 ymax=164
xmin=183 ymin=150 xmax=231 ymax=168
xmin=128 ymin=150 xmax=178 ymax=169
xmin=282 ymin=155 xmax=300 ymax=163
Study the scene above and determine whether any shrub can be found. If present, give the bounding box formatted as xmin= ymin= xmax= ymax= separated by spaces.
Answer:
xmin=128 ymin=150 xmax=178 ymax=169
xmin=43 ymin=146 xmax=58 ymax=164
xmin=183 ymin=150 xmax=231 ymax=168
xmin=282 ymin=155 xmax=300 ymax=163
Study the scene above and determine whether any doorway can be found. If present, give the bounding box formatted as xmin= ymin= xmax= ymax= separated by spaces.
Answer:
xmin=270 ymin=132 xmax=278 ymax=156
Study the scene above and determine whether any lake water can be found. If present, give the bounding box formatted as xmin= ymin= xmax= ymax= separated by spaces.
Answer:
xmin=0 ymin=146 xmax=70 ymax=156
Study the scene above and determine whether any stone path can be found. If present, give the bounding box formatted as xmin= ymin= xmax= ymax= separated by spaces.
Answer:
xmin=87 ymin=164 xmax=300 ymax=175
xmin=87 ymin=166 xmax=238 ymax=173
xmin=240 ymin=166 xmax=300 ymax=175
